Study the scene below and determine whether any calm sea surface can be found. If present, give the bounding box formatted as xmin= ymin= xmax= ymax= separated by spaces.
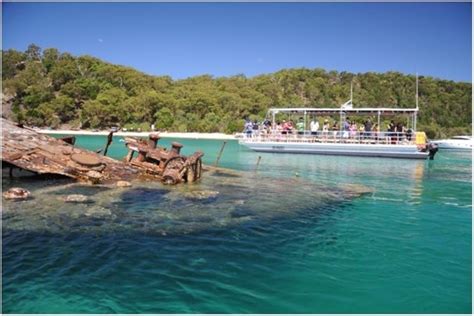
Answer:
xmin=2 ymin=135 xmax=472 ymax=313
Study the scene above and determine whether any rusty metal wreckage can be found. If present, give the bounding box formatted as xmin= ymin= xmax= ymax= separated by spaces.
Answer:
xmin=1 ymin=119 xmax=204 ymax=185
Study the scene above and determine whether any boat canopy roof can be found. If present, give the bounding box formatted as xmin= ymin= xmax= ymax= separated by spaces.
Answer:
xmin=268 ymin=107 xmax=419 ymax=115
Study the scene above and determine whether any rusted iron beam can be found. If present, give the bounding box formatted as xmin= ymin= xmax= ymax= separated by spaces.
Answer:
xmin=123 ymin=134 xmax=204 ymax=184
xmin=2 ymin=119 xmax=205 ymax=185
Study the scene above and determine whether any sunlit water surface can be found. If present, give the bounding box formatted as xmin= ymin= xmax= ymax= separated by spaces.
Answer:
xmin=2 ymin=135 xmax=471 ymax=313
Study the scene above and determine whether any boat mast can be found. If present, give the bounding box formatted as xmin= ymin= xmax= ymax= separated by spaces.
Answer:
xmin=414 ymin=73 xmax=418 ymax=131
xmin=416 ymin=72 xmax=419 ymax=109
xmin=272 ymin=110 xmax=276 ymax=130
xmin=350 ymin=80 xmax=353 ymax=104
xmin=377 ymin=110 xmax=381 ymax=131
xmin=304 ymin=110 xmax=307 ymax=134
xmin=340 ymin=80 xmax=353 ymax=133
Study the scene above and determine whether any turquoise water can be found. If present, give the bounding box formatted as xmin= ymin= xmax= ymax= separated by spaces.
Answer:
xmin=2 ymin=135 xmax=472 ymax=313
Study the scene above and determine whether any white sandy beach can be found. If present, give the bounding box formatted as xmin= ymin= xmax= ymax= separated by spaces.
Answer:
xmin=37 ymin=129 xmax=237 ymax=140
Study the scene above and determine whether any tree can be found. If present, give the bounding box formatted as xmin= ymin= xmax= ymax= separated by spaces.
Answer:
xmin=2 ymin=49 xmax=26 ymax=80
xmin=60 ymin=78 xmax=101 ymax=102
xmin=39 ymin=95 xmax=76 ymax=123
xmin=50 ymin=53 xmax=80 ymax=89
xmin=25 ymin=44 xmax=41 ymax=61
xmin=154 ymin=107 xmax=174 ymax=130
xmin=81 ymin=88 xmax=128 ymax=128
xmin=81 ymin=100 xmax=104 ymax=128
xmin=42 ymin=48 xmax=60 ymax=72
xmin=1 ymin=45 xmax=471 ymax=136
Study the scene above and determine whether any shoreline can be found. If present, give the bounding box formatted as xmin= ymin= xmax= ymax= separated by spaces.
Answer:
xmin=37 ymin=129 xmax=237 ymax=140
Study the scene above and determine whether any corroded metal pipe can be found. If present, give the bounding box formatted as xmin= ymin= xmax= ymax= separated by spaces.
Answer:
xmin=170 ymin=142 xmax=183 ymax=155
xmin=136 ymin=150 xmax=147 ymax=162
xmin=148 ymin=133 xmax=161 ymax=149
xmin=103 ymin=131 xmax=115 ymax=156
xmin=214 ymin=141 xmax=227 ymax=167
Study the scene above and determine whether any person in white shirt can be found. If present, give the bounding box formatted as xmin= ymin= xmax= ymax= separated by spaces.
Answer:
xmin=310 ymin=119 xmax=320 ymax=136
xmin=322 ymin=119 xmax=330 ymax=139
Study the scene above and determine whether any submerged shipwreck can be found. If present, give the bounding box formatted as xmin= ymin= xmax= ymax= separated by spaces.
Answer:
xmin=1 ymin=119 xmax=204 ymax=186
xmin=2 ymin=164 xmax=373 ymax=236
xmin=2 ymin=119 xmax=374 ymax=236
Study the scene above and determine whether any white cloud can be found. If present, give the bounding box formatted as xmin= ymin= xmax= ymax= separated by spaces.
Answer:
xmin=98 ymin=38 xmax=104 ymax=43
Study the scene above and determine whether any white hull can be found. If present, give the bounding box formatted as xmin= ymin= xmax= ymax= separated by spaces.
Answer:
xmin=239 ymin=140 xmax=430 ymax=159
xmin=432 ymin=138 xmax=472 ymax=151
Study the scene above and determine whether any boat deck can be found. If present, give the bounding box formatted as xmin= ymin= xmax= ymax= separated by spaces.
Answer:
xmin=239 ymin=131 xmax=432 ymax=159
xmin=240 ymin=130 xmax=417 ymax=145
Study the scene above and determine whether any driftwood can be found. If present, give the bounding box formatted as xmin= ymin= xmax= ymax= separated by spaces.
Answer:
xmin=1 ymin=119 xmax=204 ymax=185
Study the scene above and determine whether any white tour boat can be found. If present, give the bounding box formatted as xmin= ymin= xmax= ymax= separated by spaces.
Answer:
xmin=432 ymin=136 xmax=472 ymax=151
xmin=239 ymin=102 xmax=438 ymax=160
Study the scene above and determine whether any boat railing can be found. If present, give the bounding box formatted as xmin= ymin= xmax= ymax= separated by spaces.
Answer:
xmin=241 ymin=130 xmax=418 ymax=146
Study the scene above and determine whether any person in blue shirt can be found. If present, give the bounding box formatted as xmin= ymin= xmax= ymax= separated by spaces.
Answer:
xmin=343 ymin=118 xmax=351 ymax=131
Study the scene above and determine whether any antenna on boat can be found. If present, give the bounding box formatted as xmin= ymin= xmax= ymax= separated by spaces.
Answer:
xmin=341 ymin=80 xmax=353 ymax=109
xmin=416 ymin=72 xmax=419 ymax=109
xmin=350 ymin=80 xmax=353 ymax=104
xmin=414 ymin=72 xmax=419 ymax=131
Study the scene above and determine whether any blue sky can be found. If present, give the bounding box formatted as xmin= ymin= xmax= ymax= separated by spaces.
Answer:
xmin=2 ymin=2 xmax=472 ymax=82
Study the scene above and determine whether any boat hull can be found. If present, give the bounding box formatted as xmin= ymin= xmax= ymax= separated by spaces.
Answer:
xmin=431 ymin=141 xmax=472 ymax=151
xmin=239 ymin=140 xmax=430 ymax=159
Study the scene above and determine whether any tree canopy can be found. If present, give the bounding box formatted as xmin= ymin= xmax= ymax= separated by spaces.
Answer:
xmin=2 ymin=44 xmax=471 ymax=138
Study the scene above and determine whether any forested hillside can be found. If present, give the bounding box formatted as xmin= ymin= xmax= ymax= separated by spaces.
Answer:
xmin=2 ymin=44 xmax=471 ymax=138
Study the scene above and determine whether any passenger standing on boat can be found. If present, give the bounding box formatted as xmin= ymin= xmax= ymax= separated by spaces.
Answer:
xmin=287 ymin=120 xmax=294 ymax=134
xmin=350 ymin=121 xmax=357 ymax=139
xmin=252 ymin=120 xmax=259 ymax=136
xmin=275 ymin=121 xmax=283 ymax=138
xmin=310 ymin=118 xmax=319 ymax=136
xmin=296 ymin=117 xmax=305 ymax=136
xmin=332 ymin=122 xmax=339 ymax=139
xmin=396 ymin=123 xmax=404 ymax=142
xmin=275 ymin=121 xmax=282 ymax=131
xmin=364 ymin=119 xmax=372 ymax=139
xmin=282 ymin=120 xmax=289 ymax=135
xmin=388 ymin=120 xmax=396 ymax=144
xmin=343 ymin=118 xmax=350 ymax=139
xmin=406 ymin=128 xmax=413 ymax=141
xmin=344 ymin=118 xmax=351 ymax=130
xmin=372 ymin=123 xmax=380 ymax=141
xmin=358 ymin=124 xmax=365 ymax=140
xmin=244 ymin=119 xmax=253 ymax=138
xmin=262 ymin=119 xmax=270 ymax=135
xmin=322 ymin=119 xmax=329 ymax=139
xmin=263 ymin=119 xmax=271 ymax=135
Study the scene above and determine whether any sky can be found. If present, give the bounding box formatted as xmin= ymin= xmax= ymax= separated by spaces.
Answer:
xmin=2 ymin=2 xmax=472 ymax=82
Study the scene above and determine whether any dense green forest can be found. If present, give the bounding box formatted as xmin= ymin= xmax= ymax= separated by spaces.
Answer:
xmin=2 ymin=44 xmax=472 ymax=138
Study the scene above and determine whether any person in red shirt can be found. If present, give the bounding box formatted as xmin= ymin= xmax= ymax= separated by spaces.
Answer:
xmin=282 ymin=120 xmax=289 ymax=135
